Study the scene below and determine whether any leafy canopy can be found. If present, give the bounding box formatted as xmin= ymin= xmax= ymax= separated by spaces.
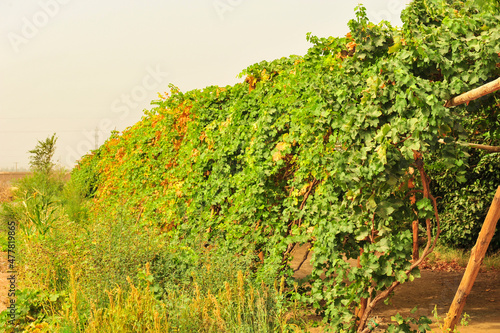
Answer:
xmin=73 ymin=0 xmax=500 ymax=331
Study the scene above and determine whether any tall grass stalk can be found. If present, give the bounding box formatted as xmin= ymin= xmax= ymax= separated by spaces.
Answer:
xmin=85 ymin=269 xmax=301 ymax=333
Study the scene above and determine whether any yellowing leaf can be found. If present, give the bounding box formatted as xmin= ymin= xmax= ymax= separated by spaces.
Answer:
xmin=275 ymin=142 xmax=288 ymax=152
xmin=388 ymin=42 xmax=402 ymax=54
xmin=272 ymin=151 xmax=282 ymax=162
xmin=376 ymin=145 xmax=387 ymax=164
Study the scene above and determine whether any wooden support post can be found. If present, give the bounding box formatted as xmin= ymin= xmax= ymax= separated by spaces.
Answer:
xmin=458 ymin=142 xmax=500 ymax=153
xmin=443 ymin=186 xmax=500 ymax=331
xmin=445 ymin=77 xmax=500 ymax=107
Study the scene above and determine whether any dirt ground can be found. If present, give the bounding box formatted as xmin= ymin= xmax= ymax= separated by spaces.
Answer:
xmin=0 ymin=180 xmax=13 ymax=203
xmin=290 ymin=245 xmax=500 ymax=332
xmin=374 ymin=269 xmax=500 ymax=332
xmin=0 ymin=172 xmax=31 ymax=202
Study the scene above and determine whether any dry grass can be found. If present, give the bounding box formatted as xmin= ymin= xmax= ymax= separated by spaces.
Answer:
xmin=0 ymin=181 xmax=13 ymax=203
xmin=0 ymin=172 xmax=34 ymax=202
xmin=84 ymin=269 xmax=300 ymax=333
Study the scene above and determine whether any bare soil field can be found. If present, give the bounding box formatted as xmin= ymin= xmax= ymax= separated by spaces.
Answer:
xmin=291 ymin=245 xmax=500 ymax=332
xmin=0 ymin=172 xmax=31 ymax=202
xmin=0 ymin=172 xmax=32 ymax=184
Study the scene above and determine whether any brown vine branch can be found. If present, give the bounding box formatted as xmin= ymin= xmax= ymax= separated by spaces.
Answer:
xmin=391 ymin=132 xmax=413 ymax=147
xmin=282 ymin=243 xmax=297 ymax=263
xmin=403 ymin=189 xmax=424 ymax=201
xmin=444 ymin=77 xmax=500 ymax=108
xmin=300 ymin=179 xmax=320 ymax=211
xmin=358 ymin=65 xmax=500 ymax=333
xmin=136 ymin=206 xmax=145 ymax=224
xmin=280 ymin=179 xmax=319 ymax=271
xmin=357 ymin=152 xmax=440 ymax=333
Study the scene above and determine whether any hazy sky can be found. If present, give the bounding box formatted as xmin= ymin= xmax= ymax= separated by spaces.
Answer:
xmin=1 ymin=0 xmax=411 ymax=170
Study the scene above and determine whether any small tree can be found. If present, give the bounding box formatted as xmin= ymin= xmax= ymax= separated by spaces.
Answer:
xmin=29 ymin=133 xmax=58 ymax=174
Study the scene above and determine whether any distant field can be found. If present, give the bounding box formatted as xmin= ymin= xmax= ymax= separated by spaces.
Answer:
xmin=0 ymin=172 xmax=32 ymax=202
xmin=0 ymin=172 xmax=32 ymax=184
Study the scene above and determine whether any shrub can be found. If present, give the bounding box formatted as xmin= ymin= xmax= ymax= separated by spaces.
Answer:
xmin=431 ymin=152 xmax=500 ymax=250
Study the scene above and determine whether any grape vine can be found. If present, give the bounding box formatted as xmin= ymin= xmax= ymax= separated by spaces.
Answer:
xmin=73 ymin=1 xmax=500 ymax=331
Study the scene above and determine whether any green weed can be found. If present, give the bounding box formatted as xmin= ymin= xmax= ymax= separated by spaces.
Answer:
xmin=424 ymin=243 xmax=500 ymax=270
xmin=432 ymin=305 xmax=470 ymax=333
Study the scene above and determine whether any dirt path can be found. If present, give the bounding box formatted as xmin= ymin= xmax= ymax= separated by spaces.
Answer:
xmin=375 ymin=269 xmax=500 ymax=332
xmin=291 ymin=245 xmax=500 ymax=332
